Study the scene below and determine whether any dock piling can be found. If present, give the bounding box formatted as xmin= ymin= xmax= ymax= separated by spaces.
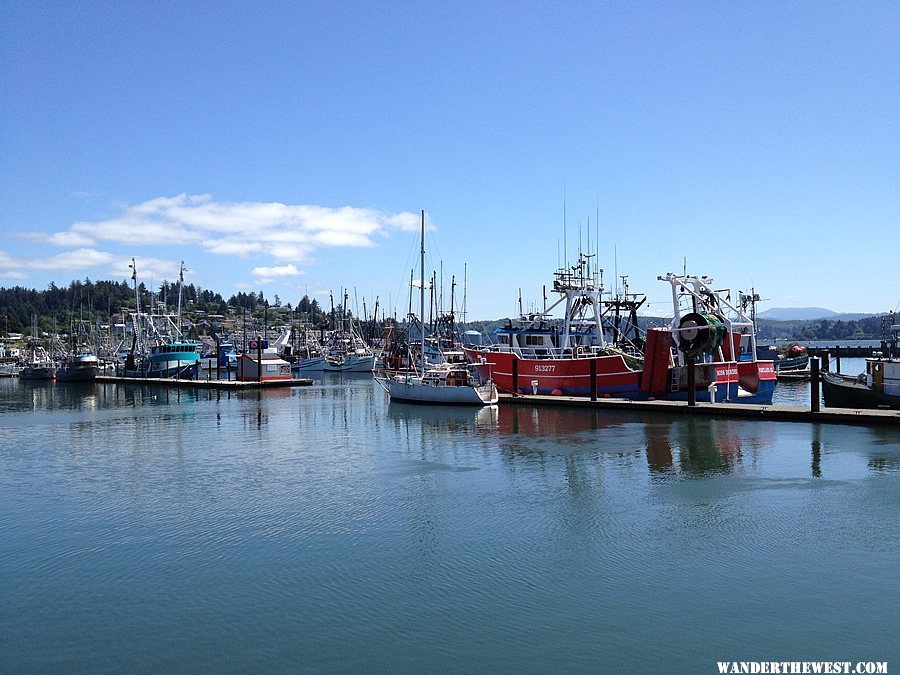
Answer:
xmin=687 ymin=356 xmax=696 ymax=407
xmin=811 ymin=357 xmax=821 ymax=412
xmin=257 ymin=336 xmax=262 ymax=383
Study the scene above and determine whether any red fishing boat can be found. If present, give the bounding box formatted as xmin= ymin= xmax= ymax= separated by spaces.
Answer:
xmin=464 ymin=259 xmax=776 ymax=403
xmin=464 ymin=254 xmax=643 ymax=397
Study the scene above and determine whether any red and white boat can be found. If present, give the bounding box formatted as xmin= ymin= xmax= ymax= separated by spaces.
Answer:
xmin=464 ymin=255 xmax=642 ymax=397
xmin=649 ymin=273 xmax=776 ymax=404
xmin=464 ymin=259 xmax=775 ymax=403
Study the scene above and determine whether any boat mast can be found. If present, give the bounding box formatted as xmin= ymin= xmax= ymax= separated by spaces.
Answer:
xmin=420 ymin=210 xmax=426 ymax=374
xmin=130 ymin=258 xmax=140 ymax=318
xmin=176 ymin=260 xmax=186 ymax=337
xmin=461 ymin=264 xmax=467 ymax=325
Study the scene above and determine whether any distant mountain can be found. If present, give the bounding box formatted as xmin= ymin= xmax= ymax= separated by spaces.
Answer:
xmin=757 ymin=307 xmax=838 ymax=321
xmin=757 ymin=307 xmax=879 ymax=322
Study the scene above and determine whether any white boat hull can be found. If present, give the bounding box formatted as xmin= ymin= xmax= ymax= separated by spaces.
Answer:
xmin=293 ymin=356 xmax=327 ymax=372
xmin=323 ymin=353 xmax=376 ymax=372
xmin=377 ymin=374 xmax=498 ymax=405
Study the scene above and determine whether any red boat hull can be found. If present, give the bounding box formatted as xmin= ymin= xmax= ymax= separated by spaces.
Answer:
xmin=464 ymin=347 xmax=776 ymax=403
xmin=464 ymin=348 xmax=641 ymax=396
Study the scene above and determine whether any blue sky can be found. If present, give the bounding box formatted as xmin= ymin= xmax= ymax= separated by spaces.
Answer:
xmin=2 ymin=1 xmax=897 ymax=320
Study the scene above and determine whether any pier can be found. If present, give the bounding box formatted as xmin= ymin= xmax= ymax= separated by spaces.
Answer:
xmin=498 ymin=393 xmax=900 ymax=426
xmin=96 ymin=375 xmax=313 ymax=390
xmin=806 ymin=345 xmax=881 ymax=358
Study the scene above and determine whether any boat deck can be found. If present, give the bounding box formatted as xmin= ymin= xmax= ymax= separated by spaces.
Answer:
xmin=498 ymin=393 xmax=900 ymax=426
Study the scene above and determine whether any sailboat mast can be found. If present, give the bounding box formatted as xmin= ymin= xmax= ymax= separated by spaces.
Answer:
xmin=420 ymin=210 xmax=426 ymax=372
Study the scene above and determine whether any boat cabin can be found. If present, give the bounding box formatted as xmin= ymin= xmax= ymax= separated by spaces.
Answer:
xmin=237 ymin=353 xmax=292 ymax=381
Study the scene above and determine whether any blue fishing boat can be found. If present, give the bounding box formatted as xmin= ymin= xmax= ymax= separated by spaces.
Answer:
xmin=122 ymin=258 xmax=201 ymax=379
xmin=125 ymin=341 xmax=201 ymax=379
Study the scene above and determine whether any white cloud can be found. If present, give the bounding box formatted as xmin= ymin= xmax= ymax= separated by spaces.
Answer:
xmin=29 ymin=248 xmax=116 ymax=271
xmin=201 ymin=238 xmax=264 ymax=257
xmin=0 ymin=251 xmax=29 ymax=280
xmin=5 ymin=195 xmax=419 ymax=289
xmin=38 ymin=195 xmax=417 ymax=267
xmin=252 ymin=264 xmax=300 ymax=277
xmin=41 ymin=231 xmax=96 ymax=247
xmin=0 ymin=248 xmax=116 ymax=277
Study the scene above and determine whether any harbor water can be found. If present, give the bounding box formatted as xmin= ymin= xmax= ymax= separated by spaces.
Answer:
xmin=1 ymin=373 xmax=897 ymax=672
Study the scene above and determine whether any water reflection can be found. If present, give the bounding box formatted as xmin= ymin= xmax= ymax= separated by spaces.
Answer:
xmin=492 ymin=405 xmax=753 ymax=479
xmin=386 ymin=402 xmax=498 ymax=434
xmin=813 ymin=422 xmax=900 ymax=477
xmin=671 ymin=418 xmax=746 ymax=476
xmin=1 ymin=377 xmax=897 ymax=484
xmin=486 ymin=403 xmax=900 ymax=481
xmin=812 ymin=425 xmax=822 ymax=478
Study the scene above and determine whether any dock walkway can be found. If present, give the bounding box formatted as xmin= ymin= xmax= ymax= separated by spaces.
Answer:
xmin=499 ymin=393 xmax=900 ymax=426
xmin=96 ymin=375 xmax=313 ymax=390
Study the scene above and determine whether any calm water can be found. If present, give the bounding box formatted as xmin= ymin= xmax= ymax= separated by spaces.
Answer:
xmin=1 ymin=374 xmax=898 ymax=673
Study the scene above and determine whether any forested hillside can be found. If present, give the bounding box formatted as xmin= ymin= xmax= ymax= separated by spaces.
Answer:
xmin=0 ymin=278 xmax=890 ymax=342
xmin=0 ymin=279 xmax=330 ymax=337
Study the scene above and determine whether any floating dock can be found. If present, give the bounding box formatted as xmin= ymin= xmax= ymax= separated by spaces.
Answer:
xmin=96 ymin=375 xmax=313 ymax=390
xmin=498 ymin=393 xmax=900 ymax=426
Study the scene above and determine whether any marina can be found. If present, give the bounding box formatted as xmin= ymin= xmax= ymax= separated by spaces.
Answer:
xmin=1 ymin=374 xmax=897 ymax=672
xmin=4 ymin=4 xmax=898 ymax=671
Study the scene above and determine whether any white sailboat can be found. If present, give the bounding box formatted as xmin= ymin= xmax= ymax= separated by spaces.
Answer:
xmin=375 ymin=210 xmax=498 ymax=405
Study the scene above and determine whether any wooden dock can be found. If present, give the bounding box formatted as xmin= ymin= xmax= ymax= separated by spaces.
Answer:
xmin=498 ymin=393 xmax=900 ymax=426
xmin=96 ymin=375 xmax=314 ymax=389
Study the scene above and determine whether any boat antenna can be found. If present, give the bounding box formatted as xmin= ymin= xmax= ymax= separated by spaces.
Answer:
xmin=586 ymin=215 xmax=591 ymax=278
xmin=614 ymin=246 xmax=619 ymax=299
xmin=563 ymin=190 xmax=568 ymax=271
